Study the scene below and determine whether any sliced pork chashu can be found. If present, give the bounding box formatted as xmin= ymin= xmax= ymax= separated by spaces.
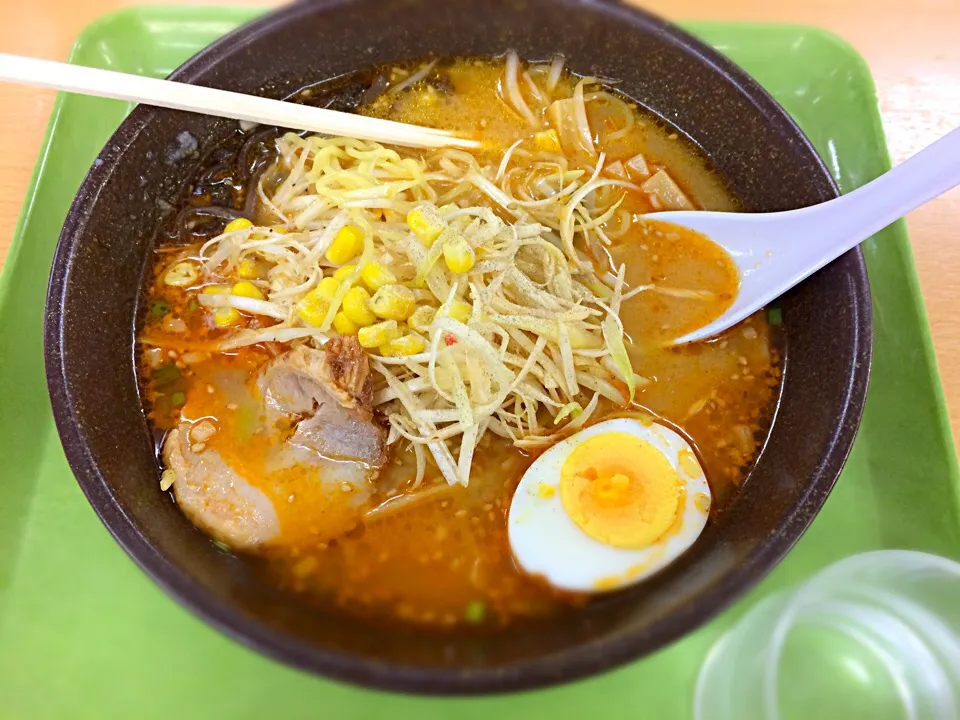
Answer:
xmin=163 ymin=425 xmax=280 ymax=549
xmin=161 ymin=336 xmax=388 ymax=551
xmin=259 ymin=337 xmax=388 ymax=469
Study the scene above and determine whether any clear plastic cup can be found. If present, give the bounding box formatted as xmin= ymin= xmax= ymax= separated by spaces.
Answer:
xmin=694 ymin=551 xmax=960 ymax=720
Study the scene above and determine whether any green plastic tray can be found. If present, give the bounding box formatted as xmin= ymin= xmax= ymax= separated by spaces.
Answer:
xmin=1 ymin=7 xmax=957 ymax=718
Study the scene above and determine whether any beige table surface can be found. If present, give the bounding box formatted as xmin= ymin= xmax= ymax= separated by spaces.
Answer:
xmin=1 ymin=0 xmax=958 ymax=442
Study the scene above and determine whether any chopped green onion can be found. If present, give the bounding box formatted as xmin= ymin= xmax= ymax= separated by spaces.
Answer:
xmin=465 ymin=600 xmax=486 ymax=624
xmin=767 ymin=307 xmax=783 ymax=326
xmin=150 ymin=300 xmax=170 ymax=318
xmin=187 ymin=298 xmax=199 ymax=312
xmin=170 ymin=391 xmax=186 ymax=407
xmin=152 ymin=363 xmax=181 ymax=386
xmin=212 ymin=539 xmax=232 ymax=553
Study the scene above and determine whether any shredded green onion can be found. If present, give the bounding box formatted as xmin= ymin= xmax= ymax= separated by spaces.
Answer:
xmin=184 ymin=90 xmax=711 ymax=488
xmin=554 ymin=402 xmax=583 ymax=424
xmin=602 ymin=313 xmax=635 ymax=403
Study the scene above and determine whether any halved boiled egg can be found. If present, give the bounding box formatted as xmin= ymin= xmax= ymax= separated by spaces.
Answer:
xmin=508 ymin=417 xmax=711 ymax=593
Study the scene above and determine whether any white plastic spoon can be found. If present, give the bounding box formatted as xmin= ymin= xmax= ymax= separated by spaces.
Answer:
xmin=647 ymin=126 xmax=960 ymax=344
xmin=0 ymin=53 xmax=479 ymax=149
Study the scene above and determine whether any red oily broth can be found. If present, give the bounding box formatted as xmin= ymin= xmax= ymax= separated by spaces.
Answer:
xmin=139 ymin=56 xmax=780 ymax=628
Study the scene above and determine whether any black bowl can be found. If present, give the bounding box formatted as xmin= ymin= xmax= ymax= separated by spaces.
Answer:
xmin=44 ymin=0 xmax=871 ymax=694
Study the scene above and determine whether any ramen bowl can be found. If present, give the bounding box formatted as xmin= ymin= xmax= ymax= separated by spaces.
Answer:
xmin=43 ymin=0 xmax=871 ymax=694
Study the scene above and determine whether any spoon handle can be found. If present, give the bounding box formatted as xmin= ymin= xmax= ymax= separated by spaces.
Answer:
xmin=803 ymin=125 xmax=960 ymax=254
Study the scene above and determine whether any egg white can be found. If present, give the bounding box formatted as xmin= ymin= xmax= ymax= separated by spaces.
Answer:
xmin=508 ymin=417 xmax=710 ymax=593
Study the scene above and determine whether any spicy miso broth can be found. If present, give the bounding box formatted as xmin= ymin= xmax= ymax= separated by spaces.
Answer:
xmin=139 ymin=54 xmax=781 ymax=629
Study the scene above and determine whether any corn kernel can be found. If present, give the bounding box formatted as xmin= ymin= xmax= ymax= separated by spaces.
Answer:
xmin=360 ymin=262 xmax=398 ymax=291
xmin=440 ymin=299 xmax=472 ymax=324
xmin=224 ymin=218 xmax=253 ymax=234
xmin=231 ymin=281 xmax=265 ymax=301
xmin=164 ymin=261 xmax=199 ymax=287
xmin=407 ymin=205 xmax=446 ymax=246
xmin=333 ymin=311 xmax=360 ymax=336
xmin=237 ymin=258 xmax=261 ymax=279
xmin=202 ymin=284 xmax=230 ymax=295
xmin=213 ymin=307 xmax=241 ymax=326
xmin=408 ymin=305 xmax=436 ymax=333
xmin=296 ymin=281 xmax=339 ymax=327
xmin=325 ymin=225 xmax=364 ymax=264
xmin=443 ymin=235 xmax=475 ymax=274
xmin=369 ymin=284 xmax=416 ymax=321
xmin=534 ymin=129 xmax=562 ymax=153
xmin=358 ymin=320 xmax=401 ymax=349
xmin=333 ymin=264 xmax=358 ymax=282
xmin=296 ymin=293 xmax=330 ymax=327
xmin=316 ymin=276 xmax=341 ymax=299
xmin=342 ymin=286 xmax=377 ymax=327
xmin=380 ymin=334 xmax=427 ymax=357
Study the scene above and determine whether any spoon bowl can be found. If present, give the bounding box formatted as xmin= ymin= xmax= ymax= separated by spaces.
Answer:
xmin=654 ymin=125 xmax=960 ymax=344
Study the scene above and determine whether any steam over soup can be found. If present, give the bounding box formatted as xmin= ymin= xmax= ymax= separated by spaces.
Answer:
xmin=140 ymin=54 xmax=781 ymax=628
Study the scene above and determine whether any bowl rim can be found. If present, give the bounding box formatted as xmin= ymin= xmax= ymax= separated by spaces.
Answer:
xmin=44 ymin=0 xmax=873 ymax=694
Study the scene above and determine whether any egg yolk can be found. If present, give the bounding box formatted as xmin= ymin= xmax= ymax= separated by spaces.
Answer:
xmin=559 ymin=432 xmax=681 ymax=549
